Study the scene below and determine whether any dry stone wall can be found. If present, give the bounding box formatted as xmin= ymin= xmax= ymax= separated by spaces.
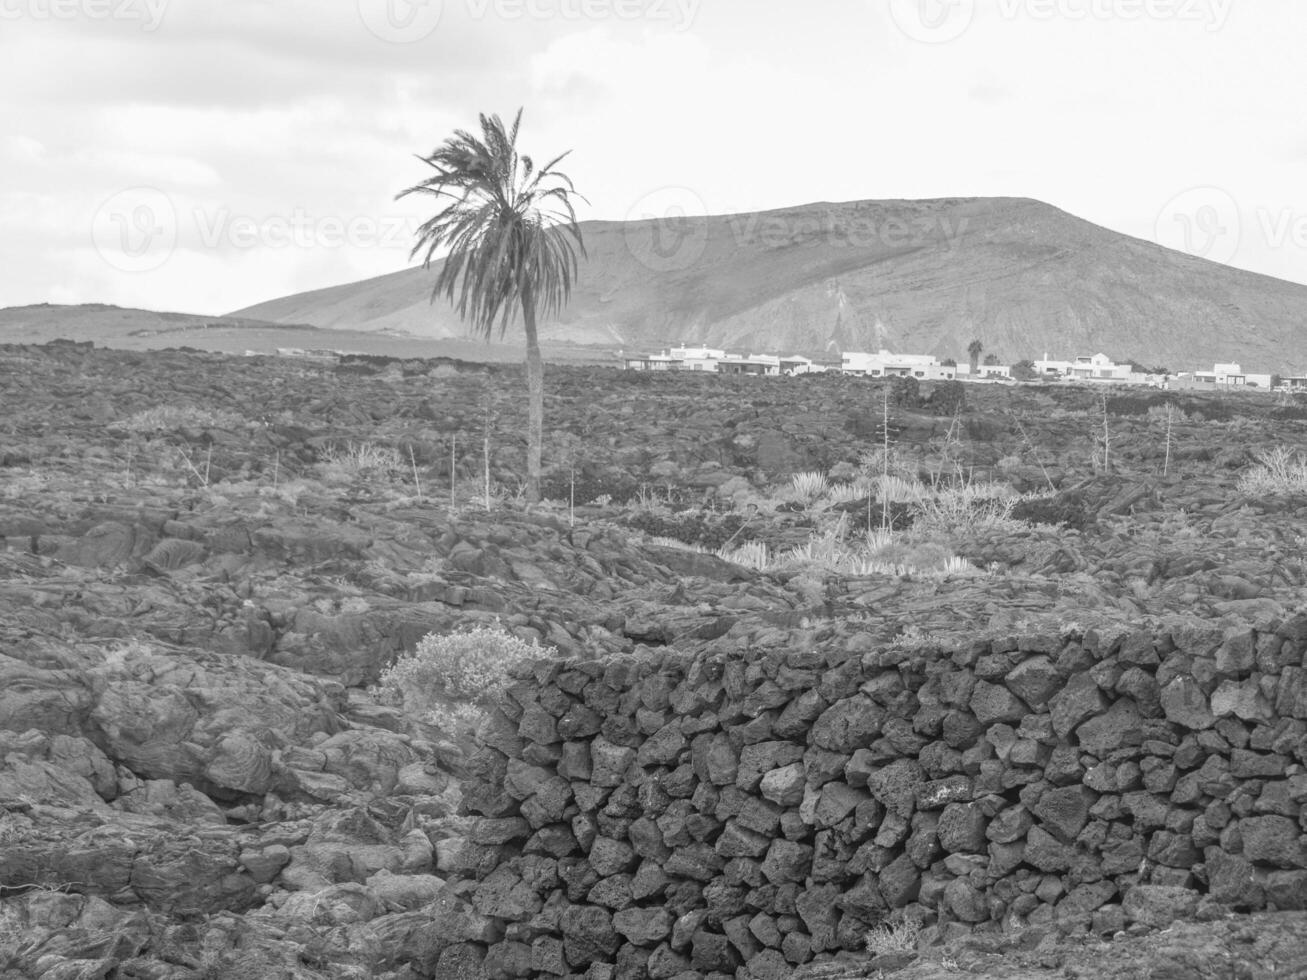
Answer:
xmin=442 ymin=620 xmax=1307 ymax=979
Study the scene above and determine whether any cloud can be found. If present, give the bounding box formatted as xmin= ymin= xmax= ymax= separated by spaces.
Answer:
xmin=968 ymin=81 xmax=1012 ymax=105
xmin=3 ymin=0 xmax=1307 ymax=314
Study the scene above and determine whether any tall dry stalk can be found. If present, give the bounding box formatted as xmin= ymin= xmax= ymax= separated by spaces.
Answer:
xmin=1010 ymin=412 xmax=1056 ymax=493
xmin=932 ymin=411 xmax=963 ymax=487
xmin=449 ymin=434 xmax=457 ymax=514
xmin=1098 ymin=392 xmax=1112 ymax=473
xmin=482 ymin=385 xmax=494 ymax=510
xmin=409 ymin=445 xmax=424 ymax=502
xmin=178 ymin=445 xmax=212 ymax=488
xmin=881 ymin=384 xmax=891 ymax=533
xmin=1162 ymin=404 xmax=1175 ymax=477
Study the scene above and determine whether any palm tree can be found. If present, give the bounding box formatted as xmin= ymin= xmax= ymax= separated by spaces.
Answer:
xmin=967 ymin=339 xmax=983 ymax=375
xmin=398 ymin=109 xmax=585 ymax=503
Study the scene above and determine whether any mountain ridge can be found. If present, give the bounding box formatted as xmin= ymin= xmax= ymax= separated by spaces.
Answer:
xmin=226 ymin=195 xmax=1307 ymax=374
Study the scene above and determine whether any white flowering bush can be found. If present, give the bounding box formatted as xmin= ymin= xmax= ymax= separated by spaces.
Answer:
xmin=376 ymin=625 xmax=548 ymax=735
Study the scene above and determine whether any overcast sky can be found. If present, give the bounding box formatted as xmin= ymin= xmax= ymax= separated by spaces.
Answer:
xmin=3 ymin=0 xmax=1305 ymax=315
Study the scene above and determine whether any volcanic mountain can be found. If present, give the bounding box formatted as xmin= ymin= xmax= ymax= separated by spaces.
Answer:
xmin=232 ymin=197 xmax=1307 ymax=373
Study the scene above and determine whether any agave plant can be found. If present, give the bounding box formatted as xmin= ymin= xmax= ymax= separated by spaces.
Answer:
xmin=790 ymin=471 xmax=830 ymax=507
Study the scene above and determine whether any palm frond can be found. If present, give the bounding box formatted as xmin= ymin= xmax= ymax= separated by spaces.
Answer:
xmin=397 ymin=108 xmax=585 ymax=340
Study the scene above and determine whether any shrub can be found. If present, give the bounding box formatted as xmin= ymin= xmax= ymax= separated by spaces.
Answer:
xmin=927 ymin=379 xmax=966 ymax=416
xmin=888 ymin=375 xmax=920 ymax=408
xmin=376 ymin=625 xmax=548 ymax=735
xmin=856 ymin=446 xmax=916 ymax=484
xmin=1146 ymin=401 xmax=1187 ymax=422
xmin=780 ymin=519 xmax=850 ymax=567
xmin=790 ymin=471 xmax=829 ymax=507
xmin=862 ymin=533 xmax=955 ymax=572
xmin=719 ymin=540 xmax=770 ymax=571
xmin=875 ymin=474 xmax=920 ymax=505
xmin=1011 ymin=359 xmax=1039 ymax=382
xmin=114 ymin=404 xmax=245 ymax=434
xmin=1238 ymin=448 xmax=1307 ymax=495
xmin=910 ymin=479 xmax=1023 ymax=538
xmin=626 ymin=510 xmax=755 ymax=549
xmin=865 ymin=908 xmax=923 ymax=956
xmin=713 ymin=519 xmax=979 ymax=581
xmin=825 ymin=482 xmax=867 ymax=506
xmin=318 ymin=442 xmax=404 ymax=482
xmin=539 ymin=465 xmax=640 ymax=506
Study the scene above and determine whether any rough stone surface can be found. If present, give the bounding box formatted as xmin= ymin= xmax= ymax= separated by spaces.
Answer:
xmin=5 ymin=344 xmax=1307 ymax=980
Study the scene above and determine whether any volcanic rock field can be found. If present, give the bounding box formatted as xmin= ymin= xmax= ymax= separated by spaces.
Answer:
xmin=1 ymin=340 xmax=1305 ymax=979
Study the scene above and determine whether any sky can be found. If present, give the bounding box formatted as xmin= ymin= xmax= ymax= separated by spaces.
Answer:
xmin=3 ymin=0 xmax=1306 ymax=316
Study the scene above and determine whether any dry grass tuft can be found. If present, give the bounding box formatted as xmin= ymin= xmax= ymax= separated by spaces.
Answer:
xmin=317 ymin=442 xmax=404 ymax=482
xmin=865 ymin=908 xmax=924 ymax=956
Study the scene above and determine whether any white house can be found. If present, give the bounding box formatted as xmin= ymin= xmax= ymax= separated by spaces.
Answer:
xmin=1068 ymin=353 xmax=1132 ymax=382
xmin=1194 ymin=362 xmax=1246 ymax=386
xmin=670 ymin=345 xmax=725 ymax=359
xmin=1033 ymin=355 xmax=1076 ymax=378
xmin=622 ymin=352 xmax=681 ymax=371
xmin=670 ymin=345 xmax=726 ymax=372
xmin=779 ymin=355 xmax=826 ymax=375
xmin=1182 ymin=363 xmax=1275 ymax=389
xmin=961 ymin=363 xmax=1013 ymax=381
xmin=842 ymin=350 xmax=957 ymax=381
xmin=1033 ymin=353 xmax=1132 ymax=382
xmin=623 ymin=346 xmax=828 ymax=377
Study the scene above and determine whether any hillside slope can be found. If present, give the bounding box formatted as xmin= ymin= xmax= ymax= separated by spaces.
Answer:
xmin=0 ymin=304 xmax=609 ymax=362
xmin=0 ymin=304 xmax=324 ymax=353
xmin=232 ymin=197 xmax=1307 ymax=373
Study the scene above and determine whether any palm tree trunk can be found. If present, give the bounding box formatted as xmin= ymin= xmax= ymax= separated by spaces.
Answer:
xmin=522 ymin=295 xmax=543 ymax=503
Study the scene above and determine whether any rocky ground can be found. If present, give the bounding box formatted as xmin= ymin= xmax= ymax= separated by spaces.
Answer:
xmin=0 ymin=340 xmax=1304 ymax=978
